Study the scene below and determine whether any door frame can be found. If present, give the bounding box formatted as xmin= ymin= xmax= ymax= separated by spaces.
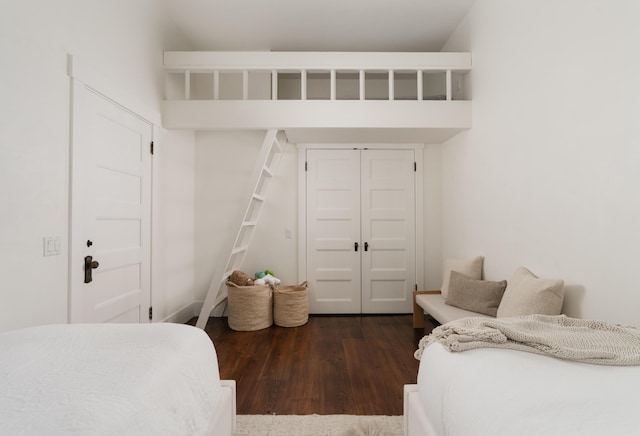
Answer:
xmin=297 ymin=143 xmax=425 ymax=309
xmin=67 ymin=55 xmax=159 ymax=323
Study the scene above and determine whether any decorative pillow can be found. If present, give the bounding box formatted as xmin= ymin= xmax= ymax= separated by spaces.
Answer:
xmin=497 ymin=266 xmax=565 ymax=318
xmin=441 ymin=256 xmax=484 ymax=298
xmin=445 ymin=271 xmax=507 ymax=317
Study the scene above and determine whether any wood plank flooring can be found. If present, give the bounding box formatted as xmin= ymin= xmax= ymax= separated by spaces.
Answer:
xmin=188 ymin=314 xmax=436 ymax=415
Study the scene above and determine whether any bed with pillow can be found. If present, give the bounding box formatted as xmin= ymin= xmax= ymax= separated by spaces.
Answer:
xmin=404 ymin=315 xmax=640 ymax=436
xmin=0 ymin=323 xmax=235 ymax=436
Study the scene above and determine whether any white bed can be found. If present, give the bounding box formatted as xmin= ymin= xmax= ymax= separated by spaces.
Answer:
xmin=404 ymin=342 xmax=640 ymax=436
xmin=0 ymin=323 xmax=235 ymax=436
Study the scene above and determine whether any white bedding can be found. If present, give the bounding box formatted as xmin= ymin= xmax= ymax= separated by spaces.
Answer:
xmin=0 ymin=323 xmax=223 ymax=436
xmin=418 ymin=342 xmax=640 ymax=436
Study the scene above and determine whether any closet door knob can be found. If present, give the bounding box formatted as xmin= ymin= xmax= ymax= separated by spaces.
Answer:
xmin=364 ymin=242 xmax=369 ymax=251
xmin=354 ymin=242 xmax=359 ymax=252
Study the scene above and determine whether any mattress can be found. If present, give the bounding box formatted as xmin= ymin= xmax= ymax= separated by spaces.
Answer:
xmin=417 ymin=342 xmax=640 ymax=436
xmin=0 ymin=323 xmax=223 ymax=435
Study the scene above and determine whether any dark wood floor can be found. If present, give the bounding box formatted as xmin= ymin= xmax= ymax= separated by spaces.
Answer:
xmin=188 ymin=315 xmax=435 ymax=416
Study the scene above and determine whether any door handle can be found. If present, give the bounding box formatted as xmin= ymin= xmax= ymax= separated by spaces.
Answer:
xmin=364 ymin=242 xmax=369 ymax=251
xmin=84 ymin=255 xmax=100 ymax=283
xmin=354 ymin=242 xmax=359 ymax=252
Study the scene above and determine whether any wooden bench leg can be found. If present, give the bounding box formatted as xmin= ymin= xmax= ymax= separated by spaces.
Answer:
xmin=413 ymin=290 xmax=442 ymax=329
xmin=412 ymin=290 xmax=425 ymax=329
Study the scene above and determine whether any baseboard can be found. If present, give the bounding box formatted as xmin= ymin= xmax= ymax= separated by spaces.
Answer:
xmin=160 ymin=301 xmax=227 ymax=324
xmin=160 ymin=301 xmax=200 ymax=324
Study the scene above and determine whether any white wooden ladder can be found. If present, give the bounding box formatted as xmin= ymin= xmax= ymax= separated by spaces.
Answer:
xmin=196 ymin=129 xmax=285 ymax=329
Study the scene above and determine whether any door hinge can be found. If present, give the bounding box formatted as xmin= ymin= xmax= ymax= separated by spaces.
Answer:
xmin=415 ymin=284 xmax=418 ymax=291
xmin=148 ymin=306 xmax=153 ymax=321
xmin=305 ymin=161 xmax=308 ymax=171
xmin=414 ymin=162 xmax=417 ymax=172
xmin=150 ymin=141 xmax=154 ymax=155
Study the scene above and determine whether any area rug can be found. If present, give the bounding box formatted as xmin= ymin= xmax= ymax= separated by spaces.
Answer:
xmin=234 ymin=414 xmax=403 ymax=436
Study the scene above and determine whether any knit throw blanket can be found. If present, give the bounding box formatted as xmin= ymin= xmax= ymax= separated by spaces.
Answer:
xmin=415 ymin=314 xmax=640 ymax=366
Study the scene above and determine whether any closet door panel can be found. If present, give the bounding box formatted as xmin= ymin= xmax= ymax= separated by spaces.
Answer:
xmin=306 ymin=149 xmax=361 ymax=313
xmin=361 ymin=150 xmax=416 ymax=314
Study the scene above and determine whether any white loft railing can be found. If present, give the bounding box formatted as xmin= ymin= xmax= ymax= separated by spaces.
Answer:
xmin=162 ymin=51 xmax=472 ymax=142
xmin=164 ymin=51 xmax=471 ymax=102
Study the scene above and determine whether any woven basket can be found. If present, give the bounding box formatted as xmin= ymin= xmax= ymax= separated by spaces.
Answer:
xmin=273 ymin=282 xmax=309 ymax=327
xmin=226 ymin=281 xmax=273 ymax=331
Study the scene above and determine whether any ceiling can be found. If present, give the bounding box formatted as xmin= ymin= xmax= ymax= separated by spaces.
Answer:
xmin=161 ymin=0 xmax=475 ymax=52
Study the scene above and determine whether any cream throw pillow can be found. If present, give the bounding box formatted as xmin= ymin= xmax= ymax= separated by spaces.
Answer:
xmin=441 ymin=256 xmax=484 ymax=298
xmin=497 ymin=266 xmax=565 ymax=318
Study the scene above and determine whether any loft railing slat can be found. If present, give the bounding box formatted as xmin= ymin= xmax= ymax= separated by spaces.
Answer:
xmin=301 ymin=70 xmax=307 ymax=101
xmin=185 ymin=70 xmax=191 ymax=100
xmin=213 ymin=70 xmax=219 ymax=100
xmin=271 ymin=70 xmax=278 ymax=100
xmin=243 ymin=70 xmax=249 ymax=100
xmin=330 ymin=70 xmax=336 ymax=100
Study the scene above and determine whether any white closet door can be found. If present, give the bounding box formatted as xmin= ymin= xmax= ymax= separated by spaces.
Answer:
xmin=306 ymin=149 xmax=361 ymax=313
xmin=360 ymin=150 xmax=416 ymax=313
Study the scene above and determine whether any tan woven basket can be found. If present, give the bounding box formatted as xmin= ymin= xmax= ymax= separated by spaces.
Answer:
xmin=273 ymin=282 xmax=309 ymax=327
xmin=226 ymin=281 xmax=273 ymax=331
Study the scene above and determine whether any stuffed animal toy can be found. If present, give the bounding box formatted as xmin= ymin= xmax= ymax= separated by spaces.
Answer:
xmin=262 ymin=274 xmax=281 ymax=286
xmin=253 ymin=270 xmax=281 ymax=286
xmin=229 ymin=270 xmax=253 ymax=286
xmin=255 ymin=269 xmax=275 ymax=279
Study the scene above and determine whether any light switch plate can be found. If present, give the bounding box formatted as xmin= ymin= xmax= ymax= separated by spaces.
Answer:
xmin=43 ymin=236 xmax=62 ymax=256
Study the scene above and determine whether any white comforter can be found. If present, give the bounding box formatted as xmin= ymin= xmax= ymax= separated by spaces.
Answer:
xmin=418 ymin=342 xmax=640 ymax=436
xmin=0 ymin=323 xmax=222 ymax=436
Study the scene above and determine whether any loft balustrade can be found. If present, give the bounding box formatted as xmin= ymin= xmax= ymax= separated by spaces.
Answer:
xmin=162 ymin=51 xmax=472 ymax=143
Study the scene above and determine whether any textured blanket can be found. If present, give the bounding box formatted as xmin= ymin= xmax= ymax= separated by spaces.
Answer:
xmin=415 ymin=314 xmax=640 ymax=366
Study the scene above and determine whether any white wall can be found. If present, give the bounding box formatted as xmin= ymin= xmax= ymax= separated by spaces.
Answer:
xmin=193 ymin=130 xmax=242 ymax=301
xmin=423 ymin=145 xmax=443 ymax=289
xmin=243 ymin=142 xmax=299 ymax=284
xmin=0 ymin=0 xmax=195 ymax=332
xmin=152 ymin=129 xmax=197 ymax=322
xmin=440 ymin=0 xmax=640 ymax=325
xmin=194 ymin=132 xmax=442 ymax=302
xmin=194 ymin=130 xmax=299 ymax=303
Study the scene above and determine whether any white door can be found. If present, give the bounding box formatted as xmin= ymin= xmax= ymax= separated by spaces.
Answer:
xmin=306 ymin=148 xmax=416 ymax=314
xmin=361 ymin=150 xmax=415 ymax=313
xmin=69 ymin=80 xmax=152 ymax=323
xmin=306 ymin=150 xmax=361 ymax=313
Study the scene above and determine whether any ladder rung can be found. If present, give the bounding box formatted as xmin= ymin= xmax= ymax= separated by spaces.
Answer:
xmin=231 ymin=246 xmax=248 ymax=255
xmin=273 ymin=137 xmax=284 ymax=153
xmin=221 ymin=270 xmax=233 ymax=282
xmin=213 ymin=292 xmax=227 ymax=308
xmin=263 ymin=166 xmax=274 ymax=177
xmin=252 ymin=193 xmax=265 ymax=201
xmin=242 ymin=221 xmax=257 ymax=227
